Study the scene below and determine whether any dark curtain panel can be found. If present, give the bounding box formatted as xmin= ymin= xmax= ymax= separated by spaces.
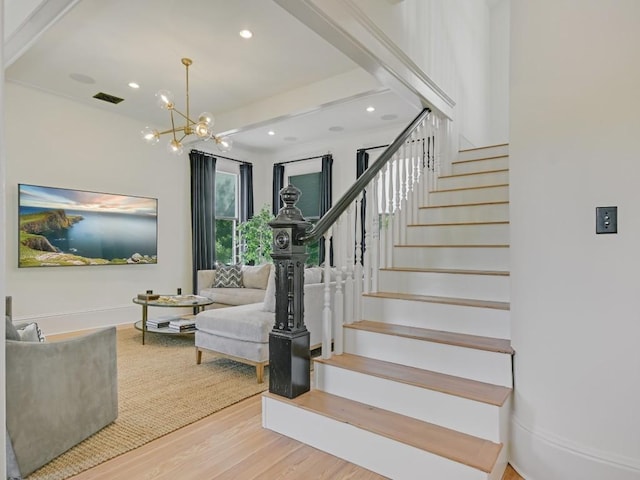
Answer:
xmin=356 ymin=149 xmax=370 ymax=178
xmin=239 ymin=163 xmax=254 ymax=223
xmin=356 ymin=149 xmax=370 ymax=264
xmin=190 ymin=150 xmax=217 ymax=293
xmin=272 ymin=163 xmax=285 ymax=216
xmin=318 ymin=154 xmax=333 ymax=265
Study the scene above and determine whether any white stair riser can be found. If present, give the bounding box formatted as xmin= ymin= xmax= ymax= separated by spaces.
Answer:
xmin=418 ymin=203 xmax=509 ymax=224
xmin=263 ymin=395 xmax=491 ymax=480
xmin=344 ymin=329 xmax=513 ymax=387
xmin=315 ymin=363 xmax=508 ymax=442
xmin=393 ymin=246 xmax=510 ymax=270
xmin=457 ymin=145 xmax=509 ymax=161
xmin=362 ymin=296 xmax=511 ymax=338
xmin=438 ymin=170 xmax=509 ymax=190
xmin=378 ymin=270 xmax=509 ymax=302
xmin=406 ymin=223 xmax=510 ymax=245
xmin=452 ymin=156 xmax=509 ymax=175
xmin=427 ymin=185 xmax=509 ymax=206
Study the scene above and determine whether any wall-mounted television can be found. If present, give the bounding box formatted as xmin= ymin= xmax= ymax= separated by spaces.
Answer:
xmin=18 ymin=184 xmax=158 ymax=267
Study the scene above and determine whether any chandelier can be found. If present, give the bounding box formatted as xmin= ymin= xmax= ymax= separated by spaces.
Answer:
xmin=141 ymin=58 xmax=232 ymax=155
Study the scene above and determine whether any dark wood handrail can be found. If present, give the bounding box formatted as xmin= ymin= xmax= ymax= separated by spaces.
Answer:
xmin=299 ymin=107 xmax=431 ymax=244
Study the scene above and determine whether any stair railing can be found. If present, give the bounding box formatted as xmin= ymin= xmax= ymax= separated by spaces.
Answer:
xmin=309 ymin=106 xmax=448 ymax=353
xmin=268 ymin=107 xmax=446 ymax=398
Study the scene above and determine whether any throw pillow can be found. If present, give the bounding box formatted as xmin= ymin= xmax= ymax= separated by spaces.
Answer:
xmin=213 ymin=263 xmax=243 ymax=288
xmin=17 ymin=322 xmax=45 ymax=342
xmin=242 ymin=264 xmax=271 ymax=289
xmin=262 ymin=264 xmax=276 ymax=313
xmin=5 ymin=316 xmax=20 ymax=341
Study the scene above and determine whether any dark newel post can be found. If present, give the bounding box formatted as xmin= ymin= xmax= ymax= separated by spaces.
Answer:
xmin=268 ymin=185 xmax=312 ymax=398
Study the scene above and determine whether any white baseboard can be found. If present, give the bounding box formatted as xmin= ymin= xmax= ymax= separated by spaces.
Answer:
xmin=13 ymin=305 xmax=140 ymax=335
xmin=510 ymin=415 xmax=640 ymax=480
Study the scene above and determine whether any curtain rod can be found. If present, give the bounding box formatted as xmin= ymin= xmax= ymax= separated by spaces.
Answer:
xmin=276 ymin=153 xmax=331 ymax=166
xmin=190 ymin=149 xmax=251 ymax=165
xmin=358 ymin=144 xmax=389 ymax=153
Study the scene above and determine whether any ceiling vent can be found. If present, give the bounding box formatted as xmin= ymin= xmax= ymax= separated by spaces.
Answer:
xmin=93 ymin=92 xmax=124 ymax=104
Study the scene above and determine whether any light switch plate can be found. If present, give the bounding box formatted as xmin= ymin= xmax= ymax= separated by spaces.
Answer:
xmin=596 ymin=206 xmax=617 ymax=234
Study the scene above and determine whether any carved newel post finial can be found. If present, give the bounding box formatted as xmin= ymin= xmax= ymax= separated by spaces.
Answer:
xmin=268 ymin=184 xmax=312 ymax=399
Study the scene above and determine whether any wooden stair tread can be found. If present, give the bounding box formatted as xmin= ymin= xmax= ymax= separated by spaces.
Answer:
xmin=380 ymin=267 xmax=509 ymax=276
xmin=459 ymin=143 xmax=509 ymax=153
xmin=452 ymin=154 xmax=509 ymax=165
xmin=439 ymin=169 xmax=509 ymax=180
xmin=346 ymin=320 xmax=514 ymax=354
xmin=420 ymin=200 xmax=508 ymax=209
xmin=264 ymin=390 xmax=503 ymax=473
xmin=315 ymin=353 xmax=512 ymax=406
xmin=395 ymin=244 xmax=508 ymax=248
xmin=364 ymin=291 xmax=510 ymax=310
xmin=407 ymin=221 xmax=510 ymax=227
xmin=431 ymin=183 xmax=509 ymax=193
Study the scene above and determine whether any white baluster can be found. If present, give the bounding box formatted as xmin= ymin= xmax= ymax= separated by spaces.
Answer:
xmin=333 ymin=216 xmax=344 ymax=355
xmin=379 ymin=163 xmax=388 ymax=269
xmin=363 ymin=178 xmax=373 ymax=295
xmin=354 ymin=196 xmax=363 ymax=324
xmin=345 ymin=205 xmax=354 ymax=324
xmin=322 ymin=229 xmax=332 ymax=359
xmin=393 ymin=154 xmax=401 ymax=247
xmin=371 ymin=171 xmax=380 ymax=293
xmin=406 ymin=132 xmax=416 ymax=226
xmin=418 ymin=120 xmax=427 ymax=208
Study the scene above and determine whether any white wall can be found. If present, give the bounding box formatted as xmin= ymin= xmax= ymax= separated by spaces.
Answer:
xmin=5 ymin=83 xmax=192 ymax=334
xmin=351 ymin=0 xmax=494 ymax=147
xmin=510 ymin=2 xmax=640 ymax=479
xmin=488 ymin=0 xmax=509 ymax=145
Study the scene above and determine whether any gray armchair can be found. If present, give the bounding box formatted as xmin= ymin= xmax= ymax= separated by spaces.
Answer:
xmin=5 ymin=313 xmax=118 ymax=477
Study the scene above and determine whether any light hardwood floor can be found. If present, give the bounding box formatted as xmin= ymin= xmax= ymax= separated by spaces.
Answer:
xmin=68 ymin=393 xmax=523 ymax=480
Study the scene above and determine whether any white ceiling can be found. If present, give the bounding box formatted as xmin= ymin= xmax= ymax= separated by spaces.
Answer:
xmin=5 ymin=0 xmax=420 ymax=153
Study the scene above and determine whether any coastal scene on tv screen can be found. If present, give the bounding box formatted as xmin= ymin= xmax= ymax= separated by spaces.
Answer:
xmin=19 ymin=184 xmax=158 ymax=267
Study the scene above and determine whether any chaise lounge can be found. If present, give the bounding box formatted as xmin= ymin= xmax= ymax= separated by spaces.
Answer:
xmin=194 ymin=265 xmax=333 ymax=382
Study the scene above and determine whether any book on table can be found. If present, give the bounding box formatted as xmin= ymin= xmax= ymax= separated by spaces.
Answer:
xmin=169 ymin=318 xmax=196 ymax=332
xmin=147 ymin=314 xmax=182 ymax=329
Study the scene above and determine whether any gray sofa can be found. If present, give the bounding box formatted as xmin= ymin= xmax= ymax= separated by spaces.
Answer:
xmin=195 ymin=265 xmax=333 ymax=382
xmin=5 ymin=311 xmax=118 ymax=477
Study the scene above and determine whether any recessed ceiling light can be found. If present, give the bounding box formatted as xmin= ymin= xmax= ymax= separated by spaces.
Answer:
xmin=268 ymin=130 xmax=275 ymax=136
xmin=366 ymin=106 xmax=375 ymax=112
xmin=128 ymin=82 xmax=140 ymax=89
xmin=239 ymin=29 xmax=253 ymax=39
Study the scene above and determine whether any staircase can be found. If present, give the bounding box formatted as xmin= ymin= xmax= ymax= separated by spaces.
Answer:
xmin=263 ymin=144 xmax=513 ymax=480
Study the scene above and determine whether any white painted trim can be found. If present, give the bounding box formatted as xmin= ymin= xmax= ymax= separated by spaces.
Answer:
xmin=263 ymin=394 xmax=489 ymax=480
xmin=340 ymin=0 xmax=455 ymax=109
xmin=14 ymin=305 xmax=140 ymax=335
xmin=510 ymin=415 xmax=640 ymax=480
xmin=3 ymin=0 xmax=80 ymax=67
xmin=274 ymin=0 xmax=454 ymax=119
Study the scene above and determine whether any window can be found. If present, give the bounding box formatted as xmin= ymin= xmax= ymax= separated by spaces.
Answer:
xmin=289 ymin=172 xmax=321 ymax=265
xmin=289 ymin=172 xmax=321 ymax=220
xmin=215 ymin=171 xmax=238 ymax=264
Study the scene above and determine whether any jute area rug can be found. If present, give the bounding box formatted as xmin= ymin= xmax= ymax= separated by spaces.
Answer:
xmin=27 ymin=327 xmax=268 ymax=480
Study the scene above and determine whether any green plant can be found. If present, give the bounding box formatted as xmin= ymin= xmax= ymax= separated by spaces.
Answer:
xmin=236 ymin=204 xmax=274 ymax=265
